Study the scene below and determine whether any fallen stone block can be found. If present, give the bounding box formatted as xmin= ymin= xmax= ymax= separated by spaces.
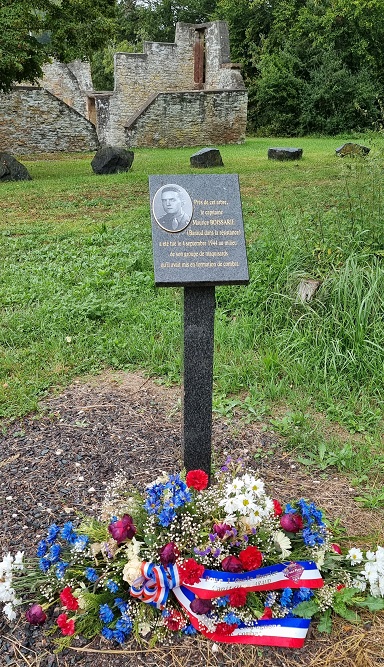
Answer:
xmin=268 ymin=147 xmax=303 ymax=161
xmin=335 ymin=143 xmax=370 ymax=157
xmin=190 ymin=147 xmax=224 ymax=168
xmin=91 ymin=146 xmax=134 ymax=175
xmin=0 ymin=153 xmax=32 ymax=181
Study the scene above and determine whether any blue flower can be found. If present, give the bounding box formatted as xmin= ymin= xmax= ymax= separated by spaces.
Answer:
xmin=60 ymin=522 xmax=77 ymax=544
xmin=39 ymin=557 xmax=51 ymax=573
xmin=182 ymin=624 xmax=197 ymax=635
xmin=106 ymin=579 xmax=119 ymax=593
xmin=72 ymin=535 xmax=89 ymax=551
xmin=112 ymin=629 xmax=126 ymax=644
xmin=224 ymin=612 xmax=241 ymax=624
xmin=285 ymin=503 xmax=297 ymax=514
xmin=280 ymin=588 xmax=293 ymax=608
xmin=115 ymin=615 xmax=132 ymax=634
xmin=85 ymin=567 xmax=98 ymax=583
xmin=114 ymin=598 xmax=128 ymax=613
xmin=99 ymin=604 xmax=114 ymax=624
xmin=216 ymin=595 xmax=230 ymax=607
xmin=101 ymin=626 xmax=114 ymax=640
xmin=49 ymin=543 xmax=61 ymax=563
xmin=37 ymin=540 xmax=48 ymax=557
xmin=292 ymin=588 xmax=314 ymax=606
xmin=47 ymin=524 xmax=60 ymax=543
xmin=56 ymin=561 xmax=69 ymax=579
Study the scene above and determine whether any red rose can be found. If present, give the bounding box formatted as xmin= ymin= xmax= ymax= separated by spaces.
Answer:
xmin=159 ymin=541 xmax=180 ymax=566
xmin=186 ymin=470 xmax=209 ymax=491
xmin=221 ymin=555 xmax=243 ymax=573
xmin=179 ymin=558 xmax=205 ymax=585
xmin=60 ymin=587 xmax=79 ymax=611
xmin=260 ymin=606 xmax=273 ymax=620
xmin=108 ymin=514 xmax=136 ymax=544
xmin=190 ymin=597 xmax=213 ymax=615
xmin=25 ymin=604 xmax=47 ymax=625
xmin=331 ymin=543 xmax=342 ymax=555
xmin=238 ymin=546 xmax=263 ymax=571
xmin=336 ymin=584 xmax=346 ymax=591
xmin=280 ymin=513 xmax=303 ymax=533
xmin=273 ymin=499 xmax=283 ymax=516
xmin=56 ymin=613 xmax=75 ymax=636
xmin=229 ymin=589 xmax=247 ymax=607
xmin=215 ymin=622 xmax=238 ymax=634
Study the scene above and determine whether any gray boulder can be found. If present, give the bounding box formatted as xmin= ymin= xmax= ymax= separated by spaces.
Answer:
xmin=268 ymin=147 xmax=303 ymax=161
xmin=0 ymin=153 xmax=32 ymax=181
xmin=91 ymin=146 xmax=134 ymax=175
xmin=335 ymin=143 xmax=370 ymax=157
xmin=190 ymin=148 xmax=224 ymax=168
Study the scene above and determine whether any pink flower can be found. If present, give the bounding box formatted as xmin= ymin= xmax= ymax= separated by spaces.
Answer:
xmin=280 ymin=513 xmax=303 ymax=533
xmin=239 ymin=546 xmax=263 ymax=571
xmin=25 ymin=604 xmax=47 ymax=625
xmin=179 ymin=558 xmax=205 ymax=584
xmin=190 ymin=597 xmax=213 ymax=615
xmin=331 ymin=543 xmax=342 ymax=555
xmin=273 ymin=499 xmax=283 ymax=516
xmin=162 ymin=609 xmax=187 ymax=631
xmin=159 ymin=541 xmax=180 ymax=566
xmin=57 ymin=612 xmax=75 ymax=636
xmin=229 ymin=590 xmax=247 ymax=607
xmin=213 ymin=523 xmax=232 ymax=538
xmin=60 ymin=587 xmax=79 ymax=611
xmin=186 ymin=470 xmax=209 ymax=491
xmin=260 ymin=606 xmax=273 ymax=620
xmin=221 ymin=555 xmax=243 ymax=573
xmin=108 ymin=514 xmax=136 ymax=544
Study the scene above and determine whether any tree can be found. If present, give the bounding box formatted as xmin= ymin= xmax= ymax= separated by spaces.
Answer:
xmin=0 ymin=0 xmax=117 ymax=93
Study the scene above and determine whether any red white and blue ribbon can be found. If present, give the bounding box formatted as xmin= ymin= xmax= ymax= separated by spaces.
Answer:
xmin=130 ymin=560 xmax=323 ymax=648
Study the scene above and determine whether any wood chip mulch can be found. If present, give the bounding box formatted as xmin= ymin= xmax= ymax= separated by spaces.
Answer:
xmin=1 ymin=371 xmax=383 ymax=666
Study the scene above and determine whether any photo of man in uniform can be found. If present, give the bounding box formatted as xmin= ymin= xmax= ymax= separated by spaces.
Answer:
xmin=153 ymin=184 xmax=192 ymax=232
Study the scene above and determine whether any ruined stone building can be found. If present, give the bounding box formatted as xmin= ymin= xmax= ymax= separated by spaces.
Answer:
xmin=0 ymin=21 xmax=247 ymax=155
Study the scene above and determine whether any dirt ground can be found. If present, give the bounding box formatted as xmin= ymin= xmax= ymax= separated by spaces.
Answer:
xmin=1 ymin=371 xmax=383 ymax=666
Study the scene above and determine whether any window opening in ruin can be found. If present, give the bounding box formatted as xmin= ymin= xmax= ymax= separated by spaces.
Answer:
xmin=194 ymin=29 xmax=206 ymax=89
xmin=87 ymin=96 xmax=97 ymax=125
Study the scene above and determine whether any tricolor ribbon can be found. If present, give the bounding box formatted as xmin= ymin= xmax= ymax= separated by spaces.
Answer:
xmin=130 ymin=561 xmax=181 ymax=608
xmin=130 ymin=560 xmax=323 ymax=648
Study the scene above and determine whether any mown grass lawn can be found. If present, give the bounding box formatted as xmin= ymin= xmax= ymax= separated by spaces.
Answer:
xmin=1 ymin=136 xmax=383 ymax=496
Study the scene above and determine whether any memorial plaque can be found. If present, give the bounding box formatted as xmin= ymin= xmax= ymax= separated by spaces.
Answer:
xmin=150 ymin=174 xmax=249 ymax=287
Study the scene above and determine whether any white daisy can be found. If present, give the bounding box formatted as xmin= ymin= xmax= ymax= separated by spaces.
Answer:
xmin=272 ymin=530 xmax=292 ymax=559
xmin=347 ymin=547 xmax=363 ymax=565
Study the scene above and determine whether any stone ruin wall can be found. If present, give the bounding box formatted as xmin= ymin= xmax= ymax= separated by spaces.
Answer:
xmin=0 ymin=88 xmax=98 ymax=155
xmin=93 ymin=21 xmax=247 ymax=147
xmin=0 ymin=21 xmax=247 ymax=154
xmin=125 ymin=90 xmax=247 ymax=147
xmin=39 ymin=59 xmax=93 ymax=118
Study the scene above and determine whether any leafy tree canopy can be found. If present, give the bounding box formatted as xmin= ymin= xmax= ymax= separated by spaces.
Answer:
xmin=0 ymin=0 xmax=116 ymax=93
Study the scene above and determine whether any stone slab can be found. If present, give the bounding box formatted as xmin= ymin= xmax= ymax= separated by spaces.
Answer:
xmin=190 ymin=147 xmax=224 ymax=168
xmin=268 ymin=147 xmax=303 ymax=161
xmin=150 ymin=174 xmax=249 ymax=286
xmin=335 ymin=143 xmax=370 ymax=157
xmin=91 ymin=146 xmax=134 ymax=174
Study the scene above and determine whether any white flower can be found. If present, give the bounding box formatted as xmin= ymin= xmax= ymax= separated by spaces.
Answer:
xmin=272 ymin=531 xmax=292 ymax=559
xmin=315 ymin=548 xmax=326 ymax=569
xmin=3 ymin=602 xmax=17 ymax=621
xmin=352 ymin=576 xmax=367 ymax=592
xmin=347 ymin=548 xmax=363 ymax=565
xmin=0 ymin=582 xmax=15 ymax=603
xmin=13 ymin=552 xmax=24 ymax=571
xmin=366 ymin=550 xmax=376 ymax=562
xmin=126 ymin=537 xmax=143 ymax=560
xmin=122 ymin=559 xmax=142 ymax=586
xmin=138 ymin=622 xmax=151 ymax=636
xmin=0 ymin=553 xmax=13 ymax=577
xmin=242 ymin=474 xmax=265 ymax=498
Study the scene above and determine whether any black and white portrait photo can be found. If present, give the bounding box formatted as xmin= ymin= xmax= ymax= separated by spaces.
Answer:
xmin=152 ymin=184 xmax=193 ymax=232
